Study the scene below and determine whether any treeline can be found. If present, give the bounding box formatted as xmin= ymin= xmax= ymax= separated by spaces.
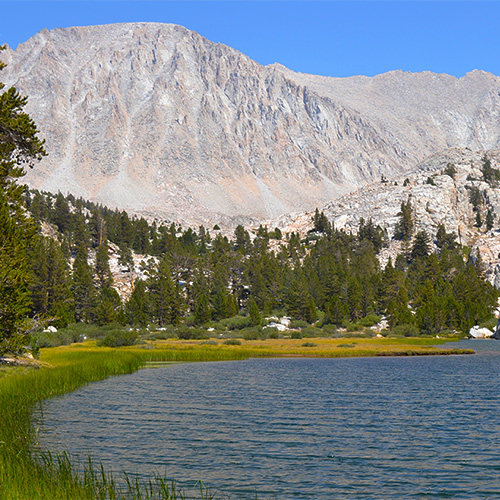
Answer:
xmin=25 ymin=191 xmax=498 ymax=337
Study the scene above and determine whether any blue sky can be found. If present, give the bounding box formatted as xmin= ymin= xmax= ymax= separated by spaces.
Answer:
xmin=1 ymin=1 xmax=499 ymax=78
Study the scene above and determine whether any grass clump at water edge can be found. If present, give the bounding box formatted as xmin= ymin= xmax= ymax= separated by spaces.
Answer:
xmin=0 ymin=347 xmax=224 ymax=499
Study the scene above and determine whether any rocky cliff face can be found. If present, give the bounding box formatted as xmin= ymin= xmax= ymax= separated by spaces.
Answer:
xmin=277 ymin=148 xmax=500 ymax=286
xmin=2 ymin=23 xmax=500 ymax=227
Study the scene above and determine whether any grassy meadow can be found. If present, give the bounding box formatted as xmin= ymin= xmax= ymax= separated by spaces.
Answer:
xmin=0 ymin=335 xmax=473 ymax=499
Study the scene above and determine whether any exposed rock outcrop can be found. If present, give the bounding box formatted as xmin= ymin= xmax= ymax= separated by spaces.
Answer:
xmin=277 ymin=148 xmax=500 ymax=286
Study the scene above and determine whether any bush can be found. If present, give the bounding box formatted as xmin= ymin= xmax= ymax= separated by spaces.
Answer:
xmin=392 ymin=324 xmax=420 ymax=337
xmin=357 ymin=314 xmax=382 ymax=327
xmin=321 ymin=324 xmax=338 ymax=336
xmin=223 ymin=339 xmax=242 ymax=346
xmin=241 ymin=327 xmax=264 ymax=340
xmin=35 ymin=323 xmax=101 ymax=348
xmin=266 ymin=328 xmax=280 ymax=339
xmin=290 ymin=331 xmax=303 ymax=339
xmin=220 ymin=315 xmax=253 ymax=331
xmin=302 ymin=342 xmax=317 ymax=347
xmin=289 ymin=319 xmax=310 ymax=329
xmin=302 ymin=326 xmax=323 ymax=337
xmin=345 ymin=322 xmax=363 ymax=332
xmin=97 ymin=329 xmax=138 ymax=347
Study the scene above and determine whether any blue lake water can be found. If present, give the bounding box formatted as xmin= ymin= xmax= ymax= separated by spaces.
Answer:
xmin=37 ymin=340 xmax=500 ymax=499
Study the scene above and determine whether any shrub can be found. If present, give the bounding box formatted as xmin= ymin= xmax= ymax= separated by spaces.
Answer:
xmin=223 ymin=339 xmax=242 ymax=346
xmin=97 ymin=329 xmax=138 ymax=347
xmin=241 ymin=327 xmax=264 ymax=340
xmin=220 ymin=315 xmax=253 ymax=330
xmin=357 ymin=314 xmax=382 ymax=327
xmin=302 ymin=342 xmax=317 ymax=347
xmin=290 ymin=331 xmax=303 ymax=339
xmin=392 ymin=323 xmax=420 ymax=337
xmin=345 ymin=322 xmax=363 ymax=332
xmin=321 ymin=324 xmax=338 ymax=336
xmin=289 ymin=319 xmax=310 ymax=329
xmin=266 ymin=328 xmax=280 ymax=339
xmin=302 ymin=326 xmax=323 ymax=337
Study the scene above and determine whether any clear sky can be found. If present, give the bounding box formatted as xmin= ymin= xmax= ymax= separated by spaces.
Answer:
xmin=1 ymin=1 xmax=499 ymax=78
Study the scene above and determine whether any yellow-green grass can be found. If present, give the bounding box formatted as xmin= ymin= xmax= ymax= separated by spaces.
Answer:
xmin=142 ymin=336 xmax=473 ymax=360
xmin=0 ymin=337 xmax=472 ymax=499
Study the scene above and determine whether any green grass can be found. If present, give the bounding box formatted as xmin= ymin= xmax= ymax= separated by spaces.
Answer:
xmin=0 ymin=336 xmax=472 ymax=499
xmin=0 ymin=348 xmax=220 ymax=499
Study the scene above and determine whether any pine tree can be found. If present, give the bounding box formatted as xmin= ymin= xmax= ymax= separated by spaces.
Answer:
xmin=125 ymin=279 xmax=150 ymax=327
xmin=0 ymin=53 xmax=46 ymax=354
xmin=29 ymin=236 xmax=74 ymax=327
xmin=72 ymin=246 xmax=97 ymax=323
xmin=410 ymin=230 xmax=430 ymax=261
xmin=148 ymin=257 xmax=184 ymax=326
xmin=95 ymin=240 xmax=113 ymax=290
xmin=486 ymin=208 xmax=494 ymax=231
xmin=394 ymin=200 xmax=414 ymax=241
xmin=247 ymin=296 xmax=261 ymax=326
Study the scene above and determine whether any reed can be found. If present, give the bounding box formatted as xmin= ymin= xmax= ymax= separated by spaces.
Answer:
xmin=0 ymin=348 xmax=218 ymax=499
xmin=0 ymin=337 xmax=470 ymax=499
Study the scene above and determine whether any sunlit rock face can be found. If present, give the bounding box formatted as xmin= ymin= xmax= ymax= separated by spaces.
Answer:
xmin=2 ymin=23 xmax=500 ymax=227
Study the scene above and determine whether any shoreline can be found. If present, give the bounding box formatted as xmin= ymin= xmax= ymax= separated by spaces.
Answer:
xmin=0 ymin=338 xmax=474 ymax=499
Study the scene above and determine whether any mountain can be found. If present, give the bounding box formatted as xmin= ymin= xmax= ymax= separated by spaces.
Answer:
xmin=2 ymin=23 xmax=500 ymax=227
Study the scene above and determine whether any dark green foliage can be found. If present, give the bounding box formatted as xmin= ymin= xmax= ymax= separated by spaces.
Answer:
xmin=358 ymin=218 xmax=384 ymax=253
xmin=468 ymin=185 xmax=482 ymax=211
xmin=0 ymin=55 xmax=46 ymax=354
xmin=29 ymin=236 xmax=73 ymax=327
xmin=410 ymin=230 xmax=430 ymax=261
xmin=426 ymin=176 xmax=436 ymax=186
xmin=148 ymin=257 xmax=184 ymax=327
xmin=97 ymin=327 xmax=138 ymax=347
xmin=94 ymin=240 xmax=113 ymax=290
xmin=311 ymin=208 xmax=330 ymax=233
xmin=486 ymin=208 xmax=494 ymax=231
xmin=444 ymin=163 xmax=457 ymax=179
xmin=125 ymin=279 xmax=150 ymax=327
xmin=247 ymin=296 xmax=261 ymax=326
xmin=393 ymin=200 xmax=414 ymax=241
xmin=475 ymin=211 xmax=482 ymax=228
xmin=234 ymin=224 xmax=251 ymax=254
xmin=11 ymin=165 xmax=500 ymax=340
xmin=481 ymin=156 xmax=500 ymax=185
xmin=95 ymin=287 xmax=122 ymax=326
xmin=435 ymin=224 xmax=457 ymax=250
xmin=71 ymin=246 xmax=97 ymax=323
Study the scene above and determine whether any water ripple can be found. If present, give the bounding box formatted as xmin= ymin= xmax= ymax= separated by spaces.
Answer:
xmin=36 ymin=341 xmax=500 ymax=499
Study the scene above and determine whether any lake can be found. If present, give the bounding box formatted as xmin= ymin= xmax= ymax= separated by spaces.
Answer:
xmin=36 ymin=340 xmax=500 ymax=499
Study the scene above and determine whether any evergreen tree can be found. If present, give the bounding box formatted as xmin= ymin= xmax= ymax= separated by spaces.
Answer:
xmin=247 ymin=296 xmax=261 ymax=326
xmin=125 ymin=279 xmax=150 ymax=327
xmin=234 ymin=225 xmax=251 ymax=254
xmin=0 ymin=54 xmax=46 ymax=354
xmin=475 ymin=211 xmax=482 ymax=228
xmin=71 ymin=245 xmax=97 ymax=323
xmin=435 ymin=224 xmax=457 ymax=250
xmin=51 ymin=192 xmax=71 ymax=233
xmin=148 ymin=257 xmax=184 ymax=326
xmin=394 ymin=200 xmax=414 ymax=241
xmin=311 ymin=208 xmax=330 ymax=233
xmin=29 ymin=236 xmax=74 ymax=327
xmin=410 ymin=230 xmax=430 ymax=261
xmin=486 ymin=208 xmax=494 ymax=231
xmin=95 ymin=240 xmax=113 ymax=290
